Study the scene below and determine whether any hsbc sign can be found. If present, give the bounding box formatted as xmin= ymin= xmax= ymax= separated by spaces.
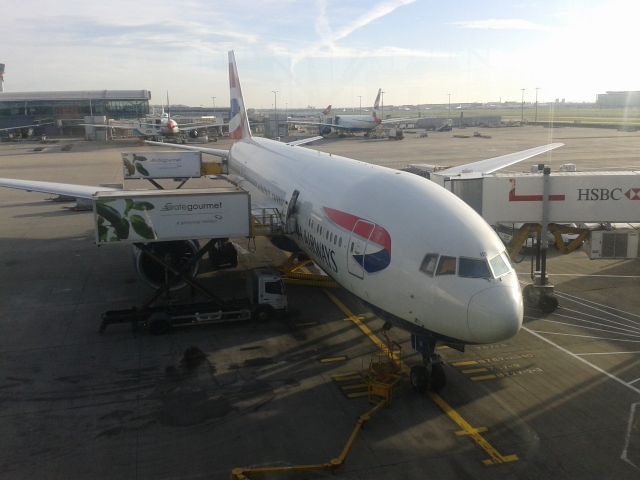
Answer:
xmin=479 ymin=172 xmax=640 ymax=224
xmin=576 ymin=188 xmax=640 ymax=201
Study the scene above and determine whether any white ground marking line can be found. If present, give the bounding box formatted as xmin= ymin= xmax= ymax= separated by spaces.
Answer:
xmin=556 ymin=296 xmax=640 ymax=325
xmin=517 ymin=272 xmax=640 ymax=279
xmin=523 ymin=327 xmax=640 ymax=396
xmin=557 ymin=307 xmax=640 ymax=332
xmin=555 ymin=291 xmax=640 ymax=322
xmin=551 ymin=311 xmax=640 ymax=335
xmin=536 ymin=319 xmax=640 ymax=338
xmin=576 ymin=351 xmax=640 ymax=356
xmin=630 ymin=378 xmax=640 ymax=385
xmin=621 ymin=402 xmax=640 ymax=470
xmin=527 ymin=329 xmax=640 ymax=343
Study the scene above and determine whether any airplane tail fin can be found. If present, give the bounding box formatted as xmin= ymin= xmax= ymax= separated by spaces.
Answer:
xmin=228 ymin=51 xmax=252 ymax=140
xmin=322 ymin=105 xmax=332 ymax=116
xmin=373 ymin=88 xmax=382 ymax=110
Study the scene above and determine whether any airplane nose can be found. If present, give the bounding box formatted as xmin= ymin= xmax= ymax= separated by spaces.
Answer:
xmin=467 ymin=285 xmax=523 ymax=343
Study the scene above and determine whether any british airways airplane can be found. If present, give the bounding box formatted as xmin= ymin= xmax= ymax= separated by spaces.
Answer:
xmin=0 ymin=51 xmax=562 ymax=391
xmin=288 ymin=88 xmax=416 ymax=136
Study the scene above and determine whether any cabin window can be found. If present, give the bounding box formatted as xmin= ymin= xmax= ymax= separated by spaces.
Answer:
xmin=339 ymin=237 xmax=342 ymax=247
xmin=419 ymin=253 xmax=438 ymax=276
xmin=489 ymin=252 xmax=511 ymax=278
xmin=458 ymin=257 xmax=491 ymax=279
xmin=436 ymin=256 xmax=457 ymax=276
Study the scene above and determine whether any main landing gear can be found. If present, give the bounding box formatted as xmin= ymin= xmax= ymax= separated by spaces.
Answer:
xmin=409 ymin=334 xmax=446 ymax=393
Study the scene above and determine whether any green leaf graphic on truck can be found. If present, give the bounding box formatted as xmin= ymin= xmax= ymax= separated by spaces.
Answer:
xmin=96 ymin=199 xmax=156 ymax=241
xmin=122 ymin=153 xmax=149 ymax=177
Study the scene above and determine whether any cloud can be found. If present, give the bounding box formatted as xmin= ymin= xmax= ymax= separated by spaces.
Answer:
xmin=451 ymin=18 xmax=548 ymax=30
xmin=332 ymin=0 xmax=416 ymax=42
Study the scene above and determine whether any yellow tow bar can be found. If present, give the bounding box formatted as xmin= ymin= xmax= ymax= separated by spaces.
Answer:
xmin=230 ymin=399 xmax=388 ymax=480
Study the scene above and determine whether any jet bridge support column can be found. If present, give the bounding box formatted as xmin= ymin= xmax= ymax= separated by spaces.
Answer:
xmin=524 ymin=167 xmax=558 ymax=313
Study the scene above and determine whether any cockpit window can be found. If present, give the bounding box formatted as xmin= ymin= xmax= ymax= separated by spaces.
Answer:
xmin=420 ymin=253 xmax=438 ymax=276
xmin=489 ymin=253 xmax=511 ymax=277
xmin=458 ymin=257 xmax=491 ymax=278
xmin=436 ymin=256 xmax=456 ymax=276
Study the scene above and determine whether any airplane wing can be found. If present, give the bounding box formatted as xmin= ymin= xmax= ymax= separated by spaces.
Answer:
xmin=79 ymin=123 xmax=133 ymax=130
xmin=0 ymin=179 xmax=120 ymax=199
xmin=437 ymin=143 xmax=564 ymax=177
xmin=144 ymin=140 xmax=229 ymax=159
xmin=0 ymin=122 xmax=54 ymax=132
xmin=380 ymin=116 xmax=420 ymax=125
xmin=286 ymin=120 xmax=354 ymax=130
xmin=285 ymin=136 xmax=323 ymax=146
xmin=178 ymin=123 xmax=228 ymax=132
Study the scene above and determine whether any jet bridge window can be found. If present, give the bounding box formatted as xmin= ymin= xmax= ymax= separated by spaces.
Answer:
xmin=436 ymin=256 xmax=457 ymax=276
xmin=419 ymin=253 xmax=438 ymax=276
xmin=458 ymin=257 xmax=491 ymax=279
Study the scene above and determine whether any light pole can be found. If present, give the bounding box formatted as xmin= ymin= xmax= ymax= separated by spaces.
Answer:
xmin=535 ymin=87 xmax=539 ymax=123
xmin=521 ymin=88 xmax=525 ymax=123
xmin=448 ymin=93 xmax=451 ymax=116
xmin=272 ymin=90 xmax=278 ymax=138
xmin=358 ymin=95 xmax=362 ymax=114
xmin=211 ymin=96 xmax=216 ymax=110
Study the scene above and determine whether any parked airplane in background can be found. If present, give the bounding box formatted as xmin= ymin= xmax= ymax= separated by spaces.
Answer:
xmin=288 ymin=88 xmax=417 ymax=136
xmin=0 ymin=51 xmax=564 ymax=392
xmin=0 ymin=120 xmax=54 ymax=139
xmin=82 ymin=110 xmax=219 ymax=142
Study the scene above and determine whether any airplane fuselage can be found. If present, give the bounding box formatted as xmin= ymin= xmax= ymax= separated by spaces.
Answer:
xmin=332 ymin=114 xmax=380 ymax=132
xmin=228 ymin=136 xmax=523 ymax=345
xmin=129 ymin=117 xmax=180 ymax=138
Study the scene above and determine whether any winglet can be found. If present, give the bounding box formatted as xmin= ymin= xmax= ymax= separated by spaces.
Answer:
xmin=228 ymin=50 xmax=252 ymax=140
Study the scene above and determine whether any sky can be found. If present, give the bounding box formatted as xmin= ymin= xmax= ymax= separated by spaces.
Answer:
xmin=3 ymin=0 xmax=640 ymax=108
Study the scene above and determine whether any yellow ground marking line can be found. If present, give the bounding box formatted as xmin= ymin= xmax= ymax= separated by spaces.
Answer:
xmin=320 ymin=356 xmax=348 ymax=363
xmin=462 ymin=368 xmax=489 ymax=374
xmin=471 ymin=374 xmax=498 ymax=382
xmin=324 ymin=290 xmax=407 ymax=373
xmin=452 ymin=360 xmax=479 ymax=367
xmin=429 ymin=393 xmax=518 ymax=466
xmin=323 ymin=289 xmax=518 ymax=466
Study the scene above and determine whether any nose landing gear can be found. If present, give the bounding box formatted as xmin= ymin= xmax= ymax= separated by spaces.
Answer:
xmin=409 ymin=334 xmax=447 ymax=392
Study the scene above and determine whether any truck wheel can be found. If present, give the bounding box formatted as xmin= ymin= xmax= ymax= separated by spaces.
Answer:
xmin=252 ymin=306 xmax=272 ymax=322
xmin=148 ymin=312 xmax=172 ymax=335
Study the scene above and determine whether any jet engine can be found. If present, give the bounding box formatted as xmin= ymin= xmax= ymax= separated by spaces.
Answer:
xmin=320 ymin=126 xmax=332 ymax=136
xmin=133 ymin=240 xmax=200 ymax=289
xmin=189 ymin=129 xmax=199 ymax=138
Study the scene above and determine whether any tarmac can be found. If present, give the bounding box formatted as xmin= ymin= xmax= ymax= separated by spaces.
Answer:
xmin=0 ymin=126 xmax=639 ymax=479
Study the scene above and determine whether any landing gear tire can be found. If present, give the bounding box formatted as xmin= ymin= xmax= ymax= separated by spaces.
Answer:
xmin=410 ymin=365 xmax=429 ymax=392
xmin=430 ymin=363 xmax=446 ymax=392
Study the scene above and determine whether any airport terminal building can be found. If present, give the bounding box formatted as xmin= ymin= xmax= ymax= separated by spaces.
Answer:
xmin=0 ymin=90 xmax=151 ymax=135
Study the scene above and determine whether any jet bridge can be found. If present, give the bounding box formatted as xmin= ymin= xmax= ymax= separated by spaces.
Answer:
xmin=432 ymin=169 xmax=640 ymax=231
